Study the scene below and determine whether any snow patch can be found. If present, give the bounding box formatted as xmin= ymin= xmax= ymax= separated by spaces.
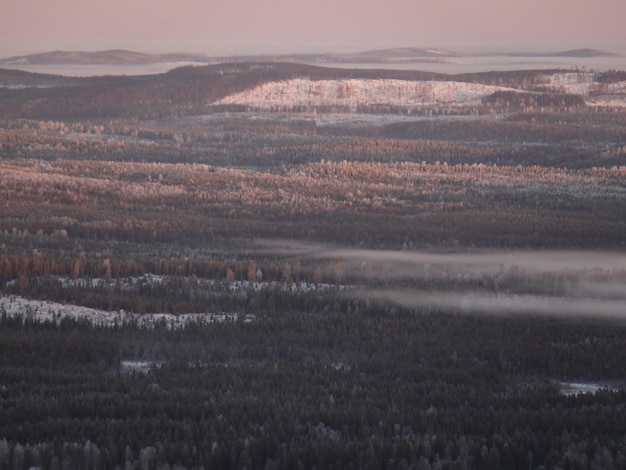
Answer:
xmin=0 ymin=295 xmax=252 ymax=328
xmin=559 ymin=382 xmax=617 ymax=396
xmin=546 ymin=72 xmax=626 ymax=107
xmin=120 ymin=360 xmax=155 ymax=373
xmin=547 ymin=72 xmax=595 ymax=95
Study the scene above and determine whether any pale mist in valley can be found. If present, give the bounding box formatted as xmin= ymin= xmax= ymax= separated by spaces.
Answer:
xmin=275 ymin=241 xmax=626 ymax=320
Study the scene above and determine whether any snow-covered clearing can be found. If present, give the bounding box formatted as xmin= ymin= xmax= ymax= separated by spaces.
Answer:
xmin=215 ymin=74 xmax=626 ymax=111
xmin=547 ymin=72 xmax=596 ymax=95
xmin=46 ymin=275 xmax=342 ymax=293
xmin=0 ymin=279 xmax=341 ymax=327
xmin=216 ymin=78 xmax=518 ymax=110
xmin=559 ymin=382 xmax=618 ymax=396
xmin=120 ymin=360 xmax=155 ymax=373
xmin=546 ymin=72 xmax=626 ymax=107
xmin=0 ymin=295 xmax=253 ymax=328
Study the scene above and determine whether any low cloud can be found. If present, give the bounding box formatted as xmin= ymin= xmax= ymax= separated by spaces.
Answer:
xmin=258 ymin=241 xmax=626 ymax=318
xmin=313 ymin=246 xmax=626 ymax=319
xmin=359 ymin=289 xmax=626 ymax=320
xmin=319 ymin=249 xmax=626 ymax=275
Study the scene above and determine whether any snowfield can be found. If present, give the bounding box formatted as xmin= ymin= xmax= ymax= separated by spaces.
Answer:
xmin=0 ymin=278 xmax=342 ymax=327
xmin=215 ymin=74 xmax=626 ymax=110
xmin=216 ymin=78 xmax=518 ymax=110
xmin=29 ymin=275 xmax=342 ymax=294
xmin=0 ymin=295 xmax=253 ymax=328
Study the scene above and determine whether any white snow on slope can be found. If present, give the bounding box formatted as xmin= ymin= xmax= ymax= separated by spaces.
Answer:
xmin=216 ymin=75 xmax=626 ymax=111
xmin=216 ymin=78 xmax=517 ymax=110
xmin=0 ymin=295 xmax=252 ymax=328
xmin=539 ymin=72 xmax=626 ymax=107
xmin=547 ymin=72 xmax=596 ymax=95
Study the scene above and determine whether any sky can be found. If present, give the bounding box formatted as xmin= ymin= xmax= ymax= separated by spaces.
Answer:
xmin=2 ymin=0 xmax=626 ymax=57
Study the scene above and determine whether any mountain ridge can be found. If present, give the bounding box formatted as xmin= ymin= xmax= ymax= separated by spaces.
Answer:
xmin=0 ymin=49 xmax=211 ymax=65
xmin=506 ymin=48 xmax=617 ymax=58
xmin=0 ymin=47 xmax=617 ymax=70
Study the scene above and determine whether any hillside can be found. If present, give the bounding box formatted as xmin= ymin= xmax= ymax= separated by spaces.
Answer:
xmin=0 ymin=47 xmax=460 ymax=68
xmin=507 ymin=48 xmax=617 ymax=58
xmin=0 ymin=49 xmax=210 ymax=65
xmin=215 ymin=72 xmax=625 ymax=111
xmin=2 ymin=47 xmax=614 ymax=68
xmin=4 ymin=61 xmax=625 ymax=120
xmin=0 ymin=61 xmax=449 ymax=119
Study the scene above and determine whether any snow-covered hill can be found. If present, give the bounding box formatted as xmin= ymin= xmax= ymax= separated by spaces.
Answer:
xmin=216 ymin=78 xmax=516 ymax=110
xmin=216 ymin=74 xmax=626 ymax=110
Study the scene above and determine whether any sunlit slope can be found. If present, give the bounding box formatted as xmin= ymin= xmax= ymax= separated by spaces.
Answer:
xmin=216 ymin=78 xmax=518 ymax=110
xmin=216 ymin=73 xmax=626 ymax=110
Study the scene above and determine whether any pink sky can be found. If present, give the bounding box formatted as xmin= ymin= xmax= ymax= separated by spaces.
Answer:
xmin=2 ymin=0 xmax=625 ymax=55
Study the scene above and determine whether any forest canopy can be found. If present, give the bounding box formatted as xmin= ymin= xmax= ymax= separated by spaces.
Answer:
xmin=1 ymin=61 xmax=625 ymax=469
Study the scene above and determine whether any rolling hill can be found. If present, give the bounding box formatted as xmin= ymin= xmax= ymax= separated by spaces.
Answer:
xmin=0 ymin=49 xmax=210 ymax=66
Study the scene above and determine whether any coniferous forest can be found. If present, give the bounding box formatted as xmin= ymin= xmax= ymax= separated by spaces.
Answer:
xmin=1 ymin=62 xmax=626 ymax=469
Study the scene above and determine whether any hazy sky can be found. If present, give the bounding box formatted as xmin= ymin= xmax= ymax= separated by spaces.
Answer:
xmin=2 ymin=0 xmax=625 ymax=55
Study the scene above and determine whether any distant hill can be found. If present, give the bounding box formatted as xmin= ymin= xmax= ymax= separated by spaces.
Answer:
xmin=508 ymin=48 xmax=616 ymax=58
xmin=0 ymin=67 xmax=84 ymax=87
xmin=0 ymin=48 xmax=458 ymax=68
xmin=2 ymin=60 xmax=621 ymax=121
xmin=0 ymin=49 xmax=210 ymax=66
xmin=556 ymin=49 xmax=616 ymax=58
xmin=329 ymin=47 xmax=455 ymax=61
xmin=1 ymin=47 xmax=616 ymax=70
xmin=0 ymin=61 xmax=447 ymax=120
xmin=208 ymin=47 xmax=458 ymax=65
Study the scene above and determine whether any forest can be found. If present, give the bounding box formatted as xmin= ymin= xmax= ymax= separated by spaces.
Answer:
xmin=0 ymin=61 xmax=626 ymax=469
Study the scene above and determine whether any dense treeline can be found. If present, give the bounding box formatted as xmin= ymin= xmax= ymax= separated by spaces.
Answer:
xmin=1 ymin=310 xmax=625 ymax=469
xmin=3 ymin=104 xmax=625 ymax=170
xmin=382 ymin=110 xmax=626 ymax=147
xmin=1 ymin=158 xmax=624 ymax=252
